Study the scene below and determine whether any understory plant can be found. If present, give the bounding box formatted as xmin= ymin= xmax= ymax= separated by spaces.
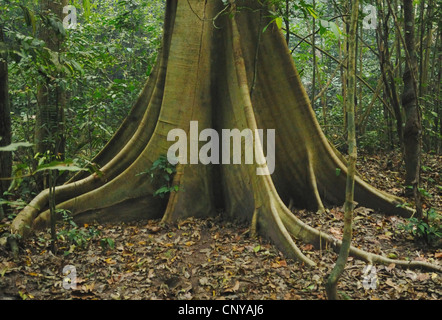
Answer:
xmin=401 ymin=208 xmax=442 ymax=246
xmin=56 ymin=209 xmax=101 ymax=255
xmin=137 ymin=155 xmax=179 ymax=198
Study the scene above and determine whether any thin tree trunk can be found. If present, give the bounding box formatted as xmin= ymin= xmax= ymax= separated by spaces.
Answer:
xmin=0 ymin=27 xmax=12 ymax=217
xmin=326 ymin=0 xmax=358 ymax=300
xmin=377 ymin=0 xmax=403 ymax=147
xmin=311 ymin=0 xmax=316 ymax=107
xmin=284 ymin=0 xmax=290 ymax=46
xmin=35 ymin=0 xmax=67 ymax=188
xmin=401 ymin=0 xmax=422 ymax=217
xmin=341 ymin=0 xmax=349 ymax=131
xmin=435 ymin=30 xmax=441 ymax=154
xmin=418 ymin=0 xmax=434 ymax=150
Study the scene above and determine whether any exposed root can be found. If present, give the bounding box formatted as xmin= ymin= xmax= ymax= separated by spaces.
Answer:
xmin=307 ymin=150 xmax=327 ymax=214
xmin=279 ymin=206 xmax=442 ymax=273
xmin=267 ymin=199 xmax=316 ymax=267
xmin=162 ymin=164 xmax=185 ymax=223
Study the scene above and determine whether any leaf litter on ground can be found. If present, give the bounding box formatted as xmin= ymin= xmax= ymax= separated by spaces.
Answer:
xmin=0 ymin=151 xmax=441 ymax=300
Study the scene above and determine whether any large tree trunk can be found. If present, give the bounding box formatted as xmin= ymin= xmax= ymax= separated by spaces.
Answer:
xmin=10 ymin=0 xmax=440 ymax=272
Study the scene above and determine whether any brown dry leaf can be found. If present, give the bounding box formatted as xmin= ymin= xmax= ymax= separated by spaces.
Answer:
xmin=378 ymin=231 xmax=393 ymax=240
xmin=224 ymin=280 xmax=240 ymax=293
xmin=331 ymin=210 xmax=344 ymax=220
xmin=386 ymin=263 xmax=396 ymax=272
xmin=271 ymin=259 xmax=287 ymax=268
xmin=278 ymin=260 xmax=288 ymax=267
xmin=145 ymin=224 xmax=161 ymax=234
xmin=413 ymin=256 xmax=428 ymax=262
xmin=329 ymin=227 xmax=342 ymax=239
xmin=434 ymin=252 xmax=442 ymax=259
xmin=385 ymin=279 xmax=398 ymax=290
xmin=416 ymin=273 xmax=430 ymax=281
xmin=301 ymin=244 xmax=314 ymax=251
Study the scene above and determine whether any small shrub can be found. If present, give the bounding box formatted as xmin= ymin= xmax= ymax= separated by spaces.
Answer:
xmin=137 ymin=155 xmax=179 ymax=198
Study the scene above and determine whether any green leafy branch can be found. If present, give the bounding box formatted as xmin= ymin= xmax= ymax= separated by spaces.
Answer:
xmin=137 ymin=155 xmax=179 ymax=198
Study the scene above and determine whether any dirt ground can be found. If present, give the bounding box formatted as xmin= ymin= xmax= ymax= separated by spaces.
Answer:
xmin=0 ymin=151 xmax=440 ymax=300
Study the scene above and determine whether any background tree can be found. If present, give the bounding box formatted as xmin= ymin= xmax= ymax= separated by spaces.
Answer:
xmin=400 ymin=0 xmax=422 ymax=216
xmin=0 ymin=26 xmax=12 ymax=218
xmin=34 ymin=0 xmax=68 ymax=188
xmin=325 ymin=0 xmax=358 ymax=299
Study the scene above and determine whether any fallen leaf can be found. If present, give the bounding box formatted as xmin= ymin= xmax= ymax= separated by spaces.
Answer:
xmin=145 ymin=225 xmax=161 ymax=233
xmin=386 ymin=263 xmax=396 ymax=272
xmin=329 ymin=227 xmax=342 ymax=239
xmin=385 ymin=279 xmax=398 ymax=289
xmin=301 ymin=244 xmax=314 ymax=251
xmin=416 ymin=273 xmax=430 ymax=281
xmin=271 ymin=259 xmax=287 ymax=268
xmin=199 ymin=277 xmax=210 ymax=286
xmin=405 ymin=270 xmax=417 ymax=281
xmin=224 ymin=280 xmax=240 ymax=293
xmin=387 ymin=253 xmax=398 ymax=259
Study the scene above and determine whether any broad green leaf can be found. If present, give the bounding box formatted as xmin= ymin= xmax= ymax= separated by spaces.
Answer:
xmin=275 ymin=17 xmax=283 ymax=29
xmin=307 ymin=7 xmax=318 ymax=19
xmin=329 ymin=22 xmax=342 ymax=38
xmin=19 ymin=5 xmax=36 ymax=35
xmin=36 ymin=160 xmax=87 ymax=173
xmin=83 ymin=0 xmax=91 ymax=21
xmin=0 ymin=142 xmax=34 ymax=151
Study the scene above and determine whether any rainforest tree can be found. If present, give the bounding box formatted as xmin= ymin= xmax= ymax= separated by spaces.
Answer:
xmin=0 ymin=26 xmax=12 ymax=216
xmin=34 ymin=0 xmax=68 ymax=189
xmin=6 ymin=0 xmax=441 ymax=272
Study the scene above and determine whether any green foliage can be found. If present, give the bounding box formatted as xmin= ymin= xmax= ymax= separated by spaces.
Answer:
xmin=56 ymin=209 xmax=101 ymax=255
xmin=100 ymin=237 xmax=115 ymax=250
xmin=400 ymin=208 xmax=442 ymax=246
xmin=0 ymin=142 xmax=33 ymax=151
xmin=137 ymin=155 xmax=179 ymax=198
xmin=358 ymin=131 xmax=381 ymax=152
xmin=2 ymin=0 xmax=164 ymax=201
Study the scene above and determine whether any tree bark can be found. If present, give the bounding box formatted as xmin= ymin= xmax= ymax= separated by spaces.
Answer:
xmin=377 ymin=0 xmax=403 ymax=147
xmin=311 ymin=0 xmax=316 ymax=107
xmin=402 ymin=0 xmax=422 ymax=215
xmin=0 ymin=28 xmax=12 ymax=212
xmin=325 ymin=0 xmax=358 ymax=300
xmin=35 ymin=0 xmax=67 ymax=187
xmin=7 ymin=0 xmax=440 ymax=273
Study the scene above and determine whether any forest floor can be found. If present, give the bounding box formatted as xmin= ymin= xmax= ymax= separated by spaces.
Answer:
xmin=0 ymin=150 xmax=441 ymax=300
